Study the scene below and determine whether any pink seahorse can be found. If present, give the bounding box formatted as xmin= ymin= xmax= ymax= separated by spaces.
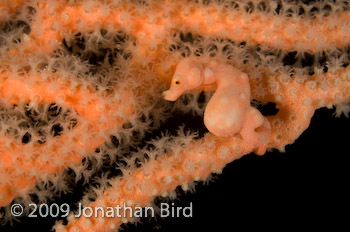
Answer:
xmin=163 ymin=58 xmax=271 ymax=154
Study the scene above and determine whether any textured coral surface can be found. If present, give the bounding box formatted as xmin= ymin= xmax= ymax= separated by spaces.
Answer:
xmin=0 ymin=0 xmax=349 ymax=231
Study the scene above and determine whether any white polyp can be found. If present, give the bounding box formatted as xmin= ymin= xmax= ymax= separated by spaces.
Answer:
xmin=303 ymin=98 xmax=311 ymax=106
xmin=63 ymin=13 xmax=70 ymax=21
xmin=82 ymin=218 xmax=91 ymax=227
xmin=306 ymin=81 xmax=317 ymax=90
xmin=177 ymin=174 xmax=184 ymax=180
xmin=161 ymin=191 xmax=168 ymax=197
xmin=22 ymin=34 xmax=31 ymax=42
xmin=98 ymin=217 xmax=104 ymax=224
xmin=165 ymin=176 xmax=173 ymax=184
xmin=110 ymin=223 xmax=116 ymax=229
xmin=181 ymin=184 xmax=189 ymax=191
xmin=289 ymin=88 xmax=297 ymax=97
xmin=67 ymin=213 xmax=75 ymax=222
xmin=152 ymin=189 xmax=158 ymax=196
xmin=275 ymin=94 xmax=283 ymax=102
xmin=126 ymin=200 xmax=134 ymax=206
xmin=219 ymin=148 xmax=229 ymax=158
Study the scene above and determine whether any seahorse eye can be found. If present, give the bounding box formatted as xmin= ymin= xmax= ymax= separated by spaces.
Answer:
xmin=175 ymin=80 xmax=180 ymax=85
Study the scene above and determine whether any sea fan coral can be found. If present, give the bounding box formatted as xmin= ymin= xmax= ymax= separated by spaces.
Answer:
xmin=0 ymin=0 xmax=349 ymax=231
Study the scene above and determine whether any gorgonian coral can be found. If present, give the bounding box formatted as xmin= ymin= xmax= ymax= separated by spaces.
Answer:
xmin=0 ymin=0 xmax=349 ymax=231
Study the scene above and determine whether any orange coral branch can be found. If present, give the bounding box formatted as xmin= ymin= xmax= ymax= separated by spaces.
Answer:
xmin=13 ymin=1 xmax=350 ymax=55
xmin=0 ymin=70 xmax=134 ymax=206
xmin=55 ymin=133 xmax=252 ymax=231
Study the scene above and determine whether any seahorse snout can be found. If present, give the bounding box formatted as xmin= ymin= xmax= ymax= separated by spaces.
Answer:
xmin=162 ymin=89 xmax=179 ymax=101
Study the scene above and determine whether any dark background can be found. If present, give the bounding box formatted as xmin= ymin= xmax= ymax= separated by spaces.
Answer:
xmin=2 ymin=107 xmax=349 ymax=231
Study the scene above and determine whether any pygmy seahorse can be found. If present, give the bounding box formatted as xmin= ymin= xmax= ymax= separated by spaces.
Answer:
xmin=163 ymin=58 xmax=271 ymax=154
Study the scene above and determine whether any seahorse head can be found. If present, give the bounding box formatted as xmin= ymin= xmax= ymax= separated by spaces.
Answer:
xmin=163 ymin=58 xmax=203 ymax=101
